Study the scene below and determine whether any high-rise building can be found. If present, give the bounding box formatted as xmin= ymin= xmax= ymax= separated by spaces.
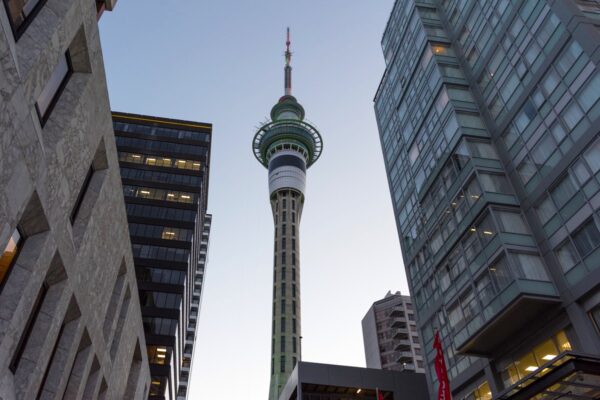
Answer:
xmin=375 ymin=1 xmax=600 ymax=399
xmin=0 ymin=1 xmax=150 ymax=399
xmin=362 ymin=291 xmax=425 ymax=373
xmin=252 ymin=30 xmax=323 ymax=400
xmin=112 ymin=112 xmax=212 ymax=400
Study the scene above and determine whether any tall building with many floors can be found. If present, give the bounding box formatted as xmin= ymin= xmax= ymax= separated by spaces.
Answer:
xmin=375 ymin=1 xmax=600 ymax=399
xmin=112 ymin=112 xmax=212 ymax=400
xmin=362 ymin=291 xmax=425 ymax=373
xmin=252 ymin=30 xmax=323 ymax=400
xmin=0 ymin=1 xmax=151 ymax=399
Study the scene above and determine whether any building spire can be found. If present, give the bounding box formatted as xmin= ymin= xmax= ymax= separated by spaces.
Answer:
xmin=284 ymin=27 xmax=292 ymax=96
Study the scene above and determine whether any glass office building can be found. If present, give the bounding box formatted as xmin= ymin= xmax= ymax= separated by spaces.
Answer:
xmin=374 ymin=1 xmax=600 ymax=399
xmin=113 ymin=112 xmax=212 ymax=400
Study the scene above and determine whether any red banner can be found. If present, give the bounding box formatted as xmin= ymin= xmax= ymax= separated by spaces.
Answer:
xmin=433 ymin=331 xmax=452 ymax=400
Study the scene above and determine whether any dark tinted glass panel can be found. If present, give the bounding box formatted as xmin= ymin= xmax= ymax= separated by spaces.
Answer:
xmin=125 ymin=204 xmax=196 ymax=222
xmin=120 ymin=167 xmax=202 ymax=187
xmin=137 ymin=267 xmax=185 ymax=285
xmin=115 ymin=136 xmax=207 ymax=156
xmin=114 ymin=122 xmax=210 ymax=142
xmin=268 ymin=154 xmax=306 ymax=173
xmin=573 ymin=219 xmax=600 ymax=257
xmin=140 ymin=291 xmax=182 ymax=309
xmin=142 ymin=317 xmax=177 ymax=336
xmin=132 ymin=244 xmax=189 ymax=262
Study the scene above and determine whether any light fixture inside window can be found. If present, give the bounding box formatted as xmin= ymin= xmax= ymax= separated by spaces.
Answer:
xmin=356 ymin=388 xmax=362 ymax=394
xmin=542 ymin=354 xmax=556 ymax=360
xmin=483 ymin=230 xmax=494 ymax=235
xmin=525 ymin=366 xmax=538 ymax=372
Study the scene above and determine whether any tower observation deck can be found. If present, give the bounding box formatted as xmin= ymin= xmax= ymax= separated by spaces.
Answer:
xmin=252 ymin=28 xmax=323 ymax=400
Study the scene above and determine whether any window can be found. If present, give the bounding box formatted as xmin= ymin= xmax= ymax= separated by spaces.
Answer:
xmin=281 ymin=317 xmax=286 ymax=332
xmin=142 ymin=317 xmax=177 ymax=336
xmin=3 ymin=0 xmax=46 ymax=38
xmin=479 ymin=173 xmax=511 ymax=194
xmin=510 ymin=252 xmax=549 ymax=281
xmin=140 ymin=291 xmax=182 ymax=309
xmin=280 ymin=337 xmax=285 ymax=352
xmin=280 ymin=356 xmax=286 ymax=373
xmin=537 ymin=196 xmax=556 ymax=225
xmin=590 ymin=306 xmax=600 ymax=334
xmin=572 ymin=219 xmax=600 ymax=257
xmin=517 ymin=156 xmax=536 ymax=184
xmin=70 ymin=167 xmax=94 ymax=224
xmin=555 ymin=241 xmax=579 ymax=273
xmin=499 ymin=331 xmax=571 ymax=388
xmin=578 ymin=73 xmax=600 ymax=111
xmin=147 ymin=346 xmax=170 ymax=365
xmin=36 ymin=51 xmax=72 ymax=125
xmin=0 ymin=227 xmax=23 ymax=290
xmin=10 ymin=283 xmax=48 ymax=372
xmin=551 ymin=175 xmax=578 ymax=209
xmin=496 ymin=211 xmax=529 ymax=234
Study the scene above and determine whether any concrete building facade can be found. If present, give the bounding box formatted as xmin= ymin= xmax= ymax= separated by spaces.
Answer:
xmin=0 ymin=1 xmax=150 ymax=399
xmin=375 ymin=1 xmax=600 ymax=399
xmin=113 ymin=112 xmax=212 ymax=400
xmin=252 ymin=30 xmax=323 ymax=400
xmin=362 ymin=291 xmax=425 ymax=373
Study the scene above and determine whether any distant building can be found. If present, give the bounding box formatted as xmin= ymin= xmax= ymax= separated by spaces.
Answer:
xmin=112 ymin=112 xmax=212 ymax=400
xmin=0 ymin=1 xmax=150 ymax=399
xmin=362 ymin=291 xmax=424 ymax=373
xmin=278 ymin=361 xmax=429 ymax=400
xmin=375 ymin=1 xmax=600 ymax=399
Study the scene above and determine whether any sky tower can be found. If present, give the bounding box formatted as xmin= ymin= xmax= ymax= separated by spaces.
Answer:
xmin=252 ymin=29 xmax=323 ymax=400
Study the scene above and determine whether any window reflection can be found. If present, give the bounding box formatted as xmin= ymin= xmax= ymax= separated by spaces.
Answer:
xmin=0 ymin=228 xmax=23 ymax=286
xmin=4 ymin=0 xmax=42 ymax=36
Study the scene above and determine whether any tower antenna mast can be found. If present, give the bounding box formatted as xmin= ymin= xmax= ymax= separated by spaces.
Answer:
xmin=285 ymin=27 xmax=292 ymax=96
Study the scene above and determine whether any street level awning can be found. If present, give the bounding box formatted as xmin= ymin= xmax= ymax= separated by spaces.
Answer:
xmin=497 ymin=352 xmax=600 ymax=400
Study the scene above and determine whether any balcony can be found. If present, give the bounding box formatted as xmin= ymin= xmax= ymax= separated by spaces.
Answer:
xmin=455 ymin=279 xmax=561 ymax=355
xmin=394 ymin=339 xmax=412 ymax=352
xmin=393 ymin=328 xmax=409 ymax=341
xmin=395 ymin=351 xmax=414 ymax=364
xmin=497 ymin=352 xmax=600 ymax=400
xmin=390 ymin=317 xmax=407 ymax=329
xmin=389 ymin=307 xmax=404 ymax=318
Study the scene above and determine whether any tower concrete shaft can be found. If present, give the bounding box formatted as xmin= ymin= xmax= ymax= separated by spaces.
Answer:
xmin=253 ymin=29 xmax=323 ymax=400
xmin=269 ymin=188 xmax=302 ymax=399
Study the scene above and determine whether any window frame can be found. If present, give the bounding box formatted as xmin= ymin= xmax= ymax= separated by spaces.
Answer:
xmin=35 ymin=50 xmax=73 ymax=127
xmin=0 ymin=226 xmax=24 ymax=295
xmin=2 ymin=0 xmax=48 ymax=40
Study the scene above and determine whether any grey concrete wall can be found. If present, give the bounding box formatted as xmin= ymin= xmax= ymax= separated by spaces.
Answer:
xmin=0 ymin=1 xmax=150 ymax=399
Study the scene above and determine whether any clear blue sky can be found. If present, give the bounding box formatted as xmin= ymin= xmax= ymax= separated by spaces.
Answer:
xmin=99 ymin=0 xmax=403 ymax=398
